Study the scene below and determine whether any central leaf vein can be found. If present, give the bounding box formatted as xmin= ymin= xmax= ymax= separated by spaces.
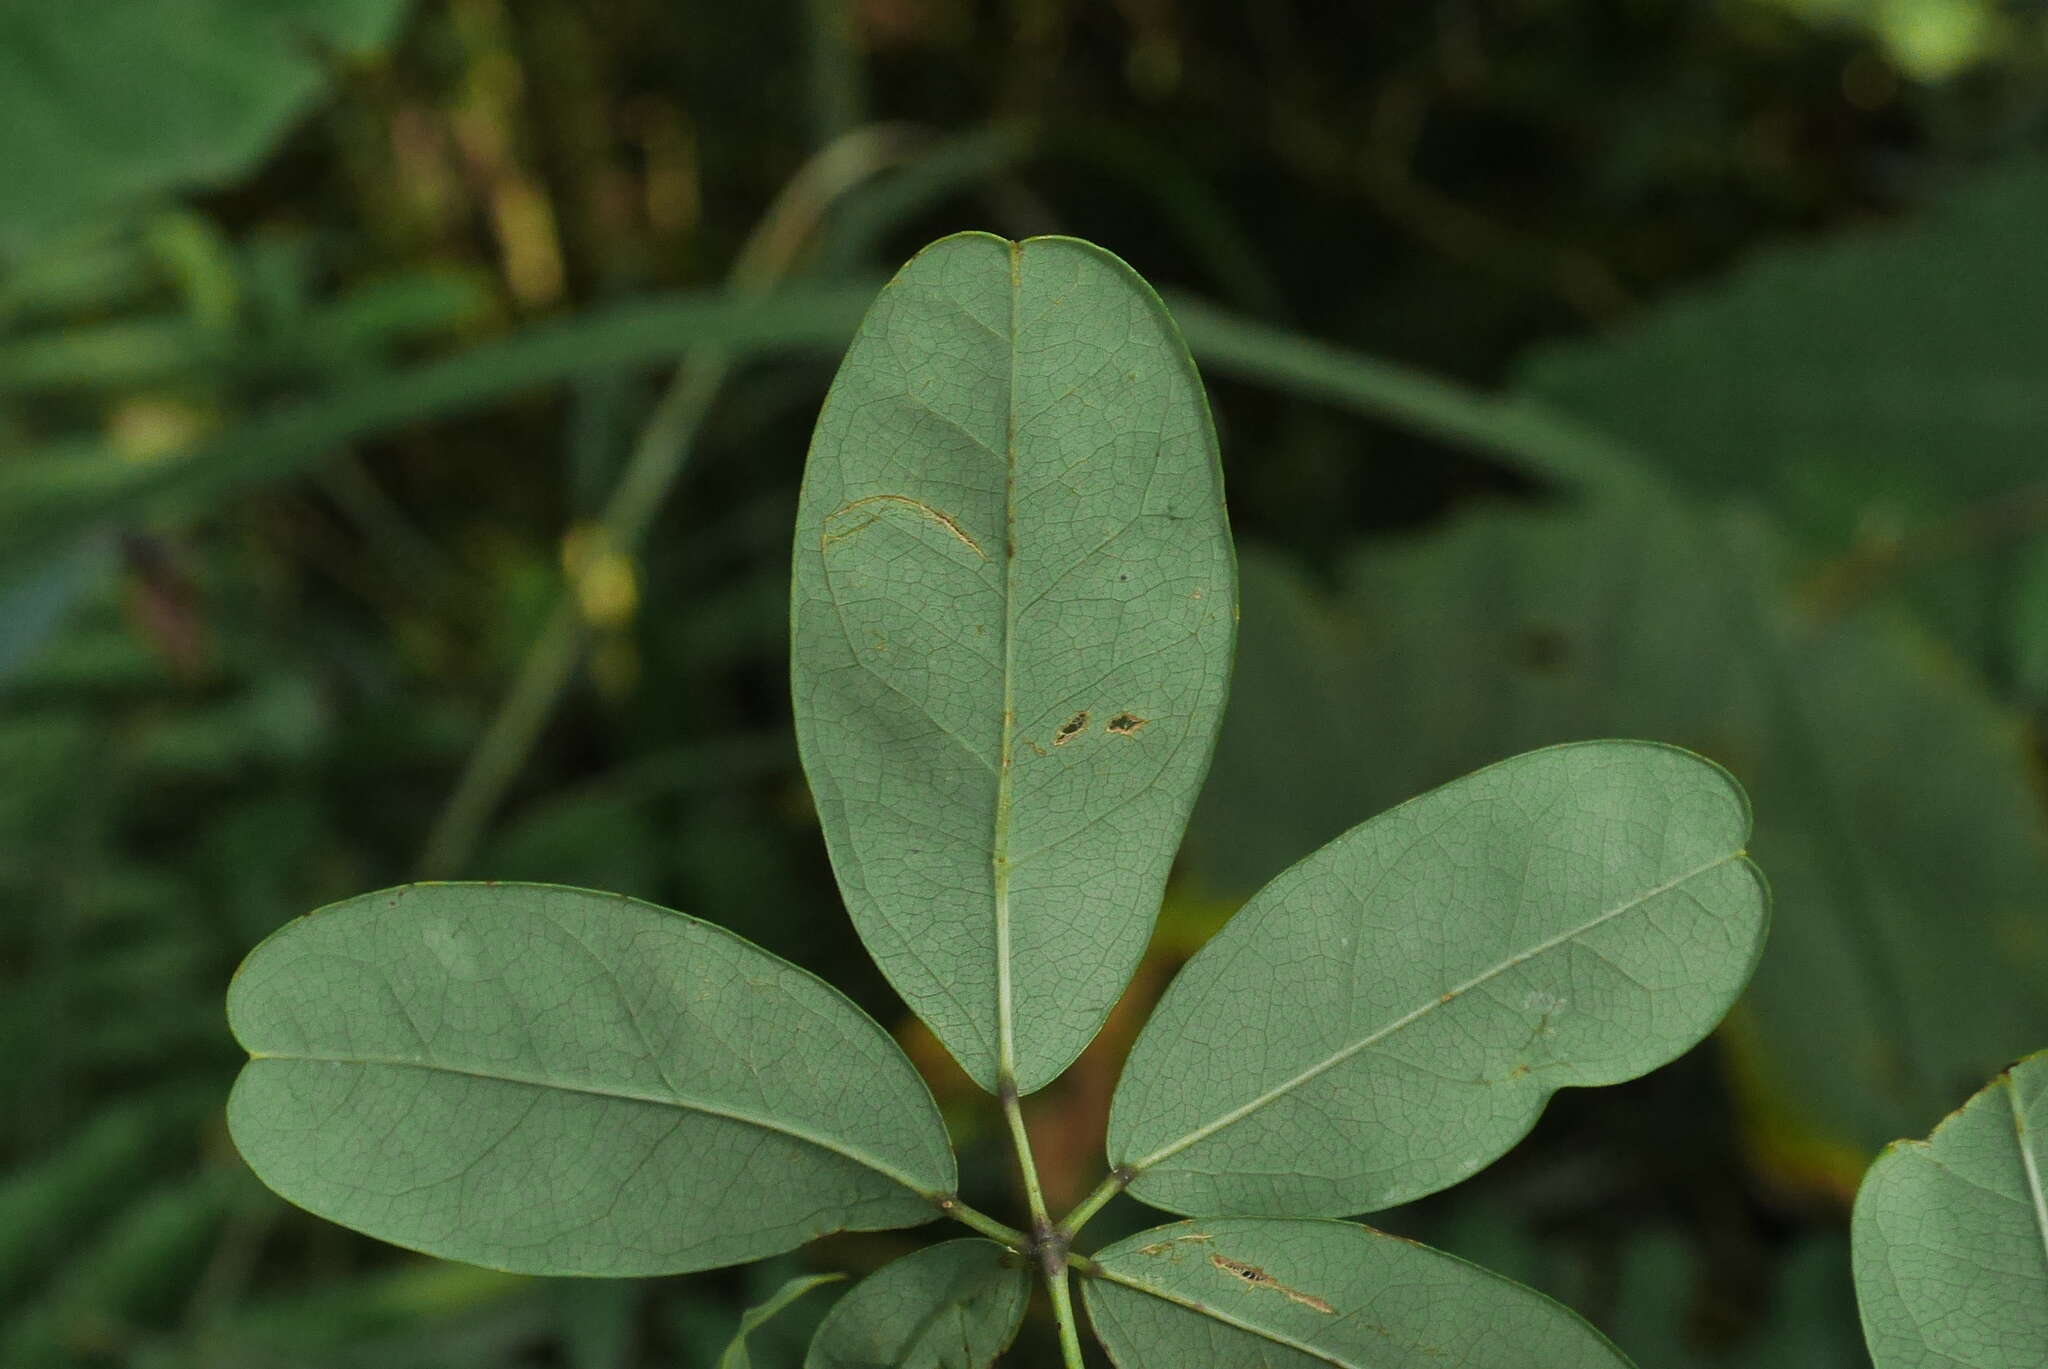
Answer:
xmin=1130 ymin=850 xmax=1742 ymax=1171
xmin=246 ymin=1051 xmax=940 ymax=1199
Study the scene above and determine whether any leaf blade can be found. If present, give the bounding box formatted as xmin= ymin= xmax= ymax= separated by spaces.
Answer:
xmin=1110 ymin=741 xmax=1767 ymax=1216
xmin=792 ymin=233 xmax=1235 ymax=1093
xmin=1083 ymin=1218 xmax=1635 ymax=1368
xmin=1852 ymin=1050 xmax=2048 ymax=1368
xmin=227 ymin=883 xmax=955 ymax=1276
xmin=804 ymin=1239 xmax=1030 ymax=1369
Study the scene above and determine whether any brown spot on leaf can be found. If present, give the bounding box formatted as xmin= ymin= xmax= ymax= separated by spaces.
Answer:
xmin=1211 ymin=1254 xmax=1336 ymax=1314
xmin=1054 ymin=711 xmax=1089 ymax=746
xmin=1106 ymin=712 xmax=1149 ymax=737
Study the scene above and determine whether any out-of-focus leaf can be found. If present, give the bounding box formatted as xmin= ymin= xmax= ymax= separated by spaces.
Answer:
xmin=0 ymin=285 xmax=877 ymax=578
xmin=1520 ymin=162 xmax=2048 ymax=538
xmin=1189 ymin=487 xmax=2048 ymax=1169
xmin=0 ymin=1167 xmax=238 ymax=1368
xmin=718 ymin=1273 xmax=844 ymax=1369
xmin=1083 ymin=1218 xmax=1634 ymax=1367
xmin=1853 ymin=1050 xmax=2048 ymax=1367
xmin=805 ymin=1239 xmax=1029 ymax=1369
xmin=0 ymin=533 xmax=106 ymax=681
xmin=1112 ymin=742 xmax=1765 ymax=1217
xmin=792 ymin=233 xmax=1234 ymax=1094
xmin=226 ymin=883 xmax=955 ymax=1276
xmin=0 ymin=1 xmax=414 ymax=253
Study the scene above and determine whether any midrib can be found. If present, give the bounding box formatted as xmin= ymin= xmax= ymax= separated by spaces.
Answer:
xmin=990 ymin=241 xmax=1023 ymax=1084
xmin=245 ymin=1049 xmax=939 ymax=1198
xmin=1131 ymin=850 xmax=1742 ymax=1172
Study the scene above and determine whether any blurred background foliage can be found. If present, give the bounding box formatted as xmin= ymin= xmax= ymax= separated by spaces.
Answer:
xmin=3 ymin=1 xmax=2046 ymax=1365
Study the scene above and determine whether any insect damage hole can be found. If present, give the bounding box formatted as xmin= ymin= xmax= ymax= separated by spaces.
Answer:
xmin=1105 ymin=712 xmax=1149 ymax=737
xmin=1053 ymin=711 xmax=1089 ymax=746
xmin=1210 ymin=1254 xmax=1336 ymax=1315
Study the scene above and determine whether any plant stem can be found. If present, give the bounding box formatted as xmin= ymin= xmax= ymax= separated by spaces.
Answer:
xmin=1058 ymin=1170 xmax=1127 ymax=1239
xmin=998 ymin=1083 xmax=1085 ymax=1366
xmin=1046 ymin=1265 xmax=1088 ymax=1368
xmin=1000 ymin=1084 xmax=1054 ymax=1239
xmin=937 ymin=1196 xmax=1030 ymax=1250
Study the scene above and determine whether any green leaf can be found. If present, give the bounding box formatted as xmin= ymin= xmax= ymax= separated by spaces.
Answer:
xmin=720 ymin=1274 xmax=847 ymax=1369
xmin=791 ymin=232 xmax=1235 ymax=1094
xmin=1186 ymin=488 xmax=2048 ymax=1161
xmin=0 ymin=1 xmax=414 ymax=252
xmin=226 ymin=883 xmax=955 ymax=1276
xmin=0 ymin=286 xmax=876 ymax=579
xmin=1852 ymin=1050 xmax=2048 ymax=1368
xmin=805 ymin=1239 xmax=1030 ymax=1368
xmin=1111 ymin=741 xmax=1767 ymax=1216
xmin=1519 ymin=162 xmax=2048 ymax=541
xmin=1082 ymin=1218 xmax=1635 ymax=1367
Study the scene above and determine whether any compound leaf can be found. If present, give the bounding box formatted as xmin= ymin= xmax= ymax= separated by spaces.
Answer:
xmin=1083 ymin=1218 xmax=1635 ymax=1368
xmin=720 ymin=1274 xmax=846 ymax=1369
xmin=805 ymin=1239 xmax=1029 ymax=1368
xmin=1110 ymin=741 xmax=1767 ymax=1216
xmin=791 ymin=232 xmax=1235 ymax=1094
xmin=227 ymin=883 xmax=955 ymax=1276
xmin=1852 ymin=1050 xmax=2048 ymax=1368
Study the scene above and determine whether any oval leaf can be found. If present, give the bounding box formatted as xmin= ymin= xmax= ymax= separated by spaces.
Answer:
xmin=1083 ymin=1218 xmax=1635 ymax=1367
xmin=1853 ymin=1050 xmax=2048 ymax=1367
xmin=227 ymin=883 xmax=955 ymax=1275
xmin=805 ymin=1239 xmax=1030 ymax=1368
xmin=791 ymin=232 xmax=1235 ymax=1094
xmin=1109 ymin=740 xmax=1767 ymax=1215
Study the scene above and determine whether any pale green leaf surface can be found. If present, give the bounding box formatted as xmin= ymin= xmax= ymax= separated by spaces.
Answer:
xmin=791 ymin=232 xmax=1234 ymax=1093
xmin=1186 ymin=488 xmax=2048 ymax=1157
xmin=0 ymin=1 xmax=414 ymax=252
xmin=1112 ymin=741 xmax=1766 ymax=1216
xmin=1083 ymin=1218 xmax=1635 ymax=1368
xmin=720 ymin=1274 xmax=846 ymax=1369
xmin=804 ymin=1239 xmax=1029 ymax=1368
xmin=1853 ymin=1051 xmax=2048 ymax=1368
xmin=227 ymin=883 xmax=954 ymax=1276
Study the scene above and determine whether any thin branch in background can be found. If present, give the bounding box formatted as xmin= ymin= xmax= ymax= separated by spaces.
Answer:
xmin=415 ymin=124 xmax=926 ymax=880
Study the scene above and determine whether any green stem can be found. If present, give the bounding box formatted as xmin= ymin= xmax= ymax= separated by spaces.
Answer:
xmin=412 ymin=127 xmax=918 ymax=879
xmin=1059 ymin=1170 xmax=1127 ymax=1239
xmin=999 ymin=1084 xmax=1084 ymax=1365
xmin=1046 ymin=1264 xmax=1087 ymax=1368
xmin=938 ymin=1196 xmax=1030 ymax=1250
xmin=1000 ymin=1085 xmax=1054 ymax=1238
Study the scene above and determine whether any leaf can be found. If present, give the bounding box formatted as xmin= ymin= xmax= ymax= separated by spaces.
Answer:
xmin=0 ymin=285 xmax=877 ymax=579
xmin=1518 ymin=161 xmax=2048 ymax=541
xmin=1082 ymin=1218 xmax=1635 ymax=1367
xmin=0 ymin=1 xmax=414 ymax=252
xmin=791 ymin=232 xmax=1235 ymax=1094
xmin=720 ymin=1273 xmax=847 ymax=1369
xmin=1111 ymin=740 xmax=1766 ymax=1217
xmin=1852 ymin=1050 xmax=2048 ymax=1368
xmin=226 ymin=883 xmax=956 ymax=1276
xmin=805 ymin=1239 xmax=1030 ymax=1368
xmin=1185 ymin=487 xmax=2048 ymax=1166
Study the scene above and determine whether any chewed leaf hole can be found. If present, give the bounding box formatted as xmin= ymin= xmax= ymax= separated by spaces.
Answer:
xmin=1210 ymin=1254 xmax=1336 ymax=1315
xmin=1054 ymin=711 xmax=1089 ymax=746
xmin=1106 ymin=712 xmax=1149 ymax=736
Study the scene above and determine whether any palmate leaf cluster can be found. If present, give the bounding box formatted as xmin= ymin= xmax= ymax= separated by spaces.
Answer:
xmin=226 ymin=236 xmax=1773 ymax=1365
